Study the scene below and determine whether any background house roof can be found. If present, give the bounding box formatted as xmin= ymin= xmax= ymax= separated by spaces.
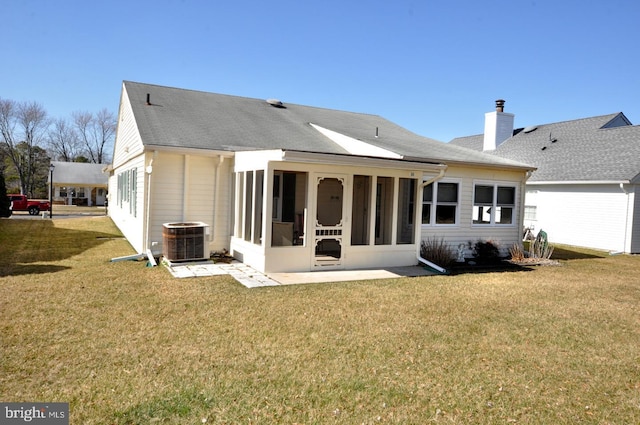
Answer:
xmin=123 ymin=81 xmax=532 ymax=171
xmin=449 ymin=113 xmax=640 ymax=183
xmin=51 ymin=161 xmax=108 ymax=186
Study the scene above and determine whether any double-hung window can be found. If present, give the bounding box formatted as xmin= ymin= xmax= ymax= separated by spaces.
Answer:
xmin=422 ymin=181 xmax=459 ymax=225
xmin=473 ymin=183 xmax=516 ymax=225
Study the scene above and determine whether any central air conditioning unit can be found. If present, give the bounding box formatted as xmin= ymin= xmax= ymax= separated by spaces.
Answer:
xmin=162 ymin=222 xmax=209 ymax=262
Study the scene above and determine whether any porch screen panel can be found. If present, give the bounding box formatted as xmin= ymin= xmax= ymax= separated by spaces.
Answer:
xmin=375 ymin=177 xmax=394 ymax=245
xmin=271 ymin=171 xmax=308 ymax=247
xmin=351 ymin=175 xmax=371 ymax=245
xmin=397 ymin=178 xmax=416 ymax=244
xmin=244 ymin=171 xmax=253 ymax=242
xmin=253 ymin=170 xmax=264 ymax=245
xmin=237 ymin=172 xmax=244 ymax=238
xmin=230 ymin=172 xmax=236 ymax=237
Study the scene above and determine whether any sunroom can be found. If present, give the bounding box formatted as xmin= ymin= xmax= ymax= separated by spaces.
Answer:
xmin=229 ymin=149 xmax=447 ymax=273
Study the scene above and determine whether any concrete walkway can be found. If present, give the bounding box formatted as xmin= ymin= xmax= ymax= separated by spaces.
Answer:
xmin=165 ymin=260 xmax=437 ymax=287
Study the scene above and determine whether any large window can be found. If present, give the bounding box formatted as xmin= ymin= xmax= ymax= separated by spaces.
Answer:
xmin=473 ymin=184 xmax=516 ymax=225
xmin=422 ymin=181 xmax=459 ymax=225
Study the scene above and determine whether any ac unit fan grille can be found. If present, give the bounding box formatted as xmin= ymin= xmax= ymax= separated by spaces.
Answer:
xmin=162 ymin=222 xmax=207 ymax=262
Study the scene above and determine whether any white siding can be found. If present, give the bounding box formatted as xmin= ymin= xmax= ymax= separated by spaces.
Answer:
xmin=526 ymin=184 xmax=630 ymax=252
xmin=108 ymin=155 xmax=146 ymax=253
xmin=232 ymin=160 xmax=527 ymax=272
xmin=147 ymin=152 xmax=232 ymax=255
xmin=419 ymin=165 xmax=526 ymax=258
xmin=112 ymin=85 xmax=144 ymax=168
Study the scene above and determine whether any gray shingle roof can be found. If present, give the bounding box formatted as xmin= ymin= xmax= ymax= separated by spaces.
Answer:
xmin=124 ymin=81 xmax=532 ymax=170
xmin=51 ymin=161 xmax=108 ymax=185
xmin=449 ymin=113 xmax=640 ymax=182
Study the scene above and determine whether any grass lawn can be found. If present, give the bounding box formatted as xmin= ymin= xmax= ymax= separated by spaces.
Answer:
xmin=1 ymin=217 xmax=639 ymax=424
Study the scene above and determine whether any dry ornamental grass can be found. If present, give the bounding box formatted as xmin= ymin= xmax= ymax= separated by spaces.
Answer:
xmin=1 ymin=217 xmax=639 ymax=424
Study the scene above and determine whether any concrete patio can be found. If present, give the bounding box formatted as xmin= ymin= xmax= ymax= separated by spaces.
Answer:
xmin=164 ymin=260 xmax=438 ymax=288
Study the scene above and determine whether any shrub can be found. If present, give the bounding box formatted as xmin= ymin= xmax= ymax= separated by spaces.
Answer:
xmin=420 ymin=237 xmax=455 ymax=268
xmin=530 ymin=230 xmax=554 ymax=259
xmin=470 ymin=240 xmax=501 ymax=262
xmin=509 ymin=243 xmax=526 ymax=262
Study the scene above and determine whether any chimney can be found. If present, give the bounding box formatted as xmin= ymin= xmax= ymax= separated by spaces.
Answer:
xmin=483 ymin=99 xmax=514 ymax=151
xmin=146 ymin=93 xmax=151 ymax=105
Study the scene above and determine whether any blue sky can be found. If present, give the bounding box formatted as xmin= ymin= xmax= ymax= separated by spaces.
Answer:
xmin=4 ymin=0 xmax=639 ymax=142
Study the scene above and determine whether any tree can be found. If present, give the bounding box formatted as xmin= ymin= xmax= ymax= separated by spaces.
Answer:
xmin=2 ymin=142 xmax=51 ymax=198
xmin=0 ymin=169 xmax=10 ymax=217
xmin=48 ymin=117 xmax=82 ymax=162
xmin=73 ymin=108 xmax=115 ymax=164
xmin=0 ymin=98 xmax=51 ymax=195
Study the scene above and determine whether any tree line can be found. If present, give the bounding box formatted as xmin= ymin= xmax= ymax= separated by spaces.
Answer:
xmin=0 ymin=97 xmax=115 ymax=198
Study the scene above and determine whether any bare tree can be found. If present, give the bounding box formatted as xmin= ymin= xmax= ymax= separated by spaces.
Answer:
xmin=73 ymin=108 xmax=115 ymax=163
xmin=0 ymin=98 xmax=50 ymax=195
xmin=48 ymin=117 xmax=82 ymax=161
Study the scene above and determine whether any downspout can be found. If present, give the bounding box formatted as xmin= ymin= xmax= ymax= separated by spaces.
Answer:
xmin=620 ymin=183 xmax=630 ymax=253
xmin=144 ymin=152 xmax=157 ymax=253
xmin=182 ymin=155 xmax=190 ymax=222
xmin=212 ymin=155 xmax=225 ymax=243
xmin=520 ymin=170 xmax=534 ymax=237
xmin=416 ymin=167 xmax=447 ymax=274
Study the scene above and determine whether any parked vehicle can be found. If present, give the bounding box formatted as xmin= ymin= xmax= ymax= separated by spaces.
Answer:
xmin=8 ymin=195 xmax=51 ymax=215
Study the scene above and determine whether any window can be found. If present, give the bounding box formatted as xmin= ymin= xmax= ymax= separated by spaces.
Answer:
xmin=524 ymin=205 xmax=537 ymax=221
xmin=116 ymin=168 xmax=137 ymax=217
xmin=473 ymin=184 xmax=516 ymax=225
xmin=422 ymin=181 xmax=459 ymax=225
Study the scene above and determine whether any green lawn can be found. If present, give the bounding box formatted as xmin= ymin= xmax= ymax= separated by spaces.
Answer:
xmin=1 ymin=217 xmax=639 ymax=424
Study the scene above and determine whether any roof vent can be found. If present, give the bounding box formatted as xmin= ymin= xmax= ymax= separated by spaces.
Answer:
xmin=266 ymin=98 xmax=285 ymax=108
xmin=523 ymin=125 xmax=538 ymax=133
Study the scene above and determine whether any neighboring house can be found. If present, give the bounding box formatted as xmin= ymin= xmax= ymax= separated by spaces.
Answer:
xmin=450 ymin=100 xmax=640 ymax=254
xmin=50 ymin=161 xmax=109 ymax=206
xmin=108 ymin=81 xmax=534 ymax=273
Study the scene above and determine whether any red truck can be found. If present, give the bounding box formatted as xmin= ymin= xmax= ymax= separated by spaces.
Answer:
xmin=8 ymin=195 xmax=51 ymax=216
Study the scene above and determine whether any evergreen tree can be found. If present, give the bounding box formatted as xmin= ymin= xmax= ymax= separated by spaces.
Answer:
xmin=0 ymin=171 xmax=11 ymax=217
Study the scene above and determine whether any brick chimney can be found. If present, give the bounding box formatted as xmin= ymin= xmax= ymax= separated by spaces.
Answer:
xmin=483 ymin=99 xmax=514 ymax=151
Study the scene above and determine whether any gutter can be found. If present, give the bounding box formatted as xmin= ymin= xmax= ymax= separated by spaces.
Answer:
xmin=415 ymin=168 xmax=448 ymax=274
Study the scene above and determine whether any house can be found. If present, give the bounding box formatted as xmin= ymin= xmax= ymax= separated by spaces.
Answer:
xmin=50 ymin=161 xmax=109 ymax=206
xmin=108 ymin=81 xmax=534 ymax=273
xmin=450 ymin=100 xmax=640 ymax=254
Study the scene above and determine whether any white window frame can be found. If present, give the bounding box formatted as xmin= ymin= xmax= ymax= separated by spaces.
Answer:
xmin=421 ymin=179 xmax=461 ymax=227
xmin=524 ymin=205 xmax=537 ymax=221
xmin=472 ymin=181 xmax=518 ymax=227
xmin=116 ymin=168 xmax=137 ymax=217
